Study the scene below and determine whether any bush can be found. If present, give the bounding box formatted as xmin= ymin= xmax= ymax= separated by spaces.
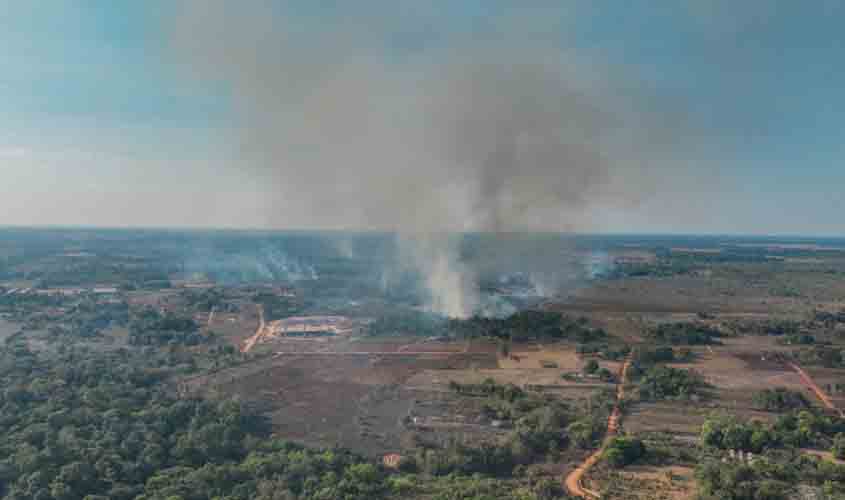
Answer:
xmin=752 ymin=388 xmax=810 ymax=412
xmin=648 ymin=322 xmax=723 ymax=345
xmin=638 ymin=366 xmax=709 ymax=401
xmin=834 ymin=433 xmax=845 ymax=460
xmin=603 ymin=437 xmax=646 ymax=468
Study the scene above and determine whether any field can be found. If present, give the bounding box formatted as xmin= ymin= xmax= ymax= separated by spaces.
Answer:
xmin=3 ymin=230 xmax=845 ymax=499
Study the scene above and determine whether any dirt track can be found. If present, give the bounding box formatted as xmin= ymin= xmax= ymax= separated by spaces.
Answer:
xmin=240 ymin=304 xmax=265 ymax=353
xmin=273 ymin=351 xmax=455 ymax=356
xmin=565 ymin=356 xmax=632 ymax=498
xmin=788 ymin=362 xmax=844 ymax=418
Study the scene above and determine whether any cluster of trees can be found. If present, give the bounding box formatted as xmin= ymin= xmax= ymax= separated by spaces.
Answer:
xmin=752 ymin=388 xmax=810 ymax=412
xmin=446 ymin=379 xmax=578 ymax=464
xmin=778 ymin=334 xmax=817 ymax=346
xmin=696 ymin=450 xmax=845 ymax=500
xmin=383 ymin=470 xmax=565 ymax=500
xmin=0 ymin=344 xmax=281 ymax=500
xmin=46 ymin=299 xmax=131 ymax=342
xmin=181 ymin=288 xmax=236 ymax=314
xmin=137 ymin=444 xmax=389 ymax=500
xmin=637 ymin=366 xmax=710 ymax=401
xmin=700 ymin=412 xmax=845 ymax=453
xmin=366 ymin=310 xmax=445 ymax=338
xmin=575 ymin=344 xmax=631 ymax=361
xmin=647 ymin=322 xmax=723 ymax=345
xmin=582 ymin=360 xmax=615 ymax=382
xmin=834 ymin=434 xmax=845 ymax=460
xmin=726 ymin=319 xmax=804 ymax=337
xmin=791 ymin=346 xmax=845 ymax=369
xmin=603 ymin=437 xmax=646 ymax=468
xmin=253 ymin=293 xmax=309 ymax=322
xmin=448 ymin=311 xmax=607 ymax=343
xmin=604 ymin=260 xmax=694 ymax=279
xmin=634 ymin=346 xmax=694 ymax=365
xmin=815 ymin=310 xmax=845 ymax=327
xmin=128 ymin=308 xmax=206 ymax=346
xmin=448 ymin=379 xmax=525 ymax=403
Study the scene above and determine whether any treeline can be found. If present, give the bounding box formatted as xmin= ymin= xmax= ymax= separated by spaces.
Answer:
xmin=448 ymin=311 xmax=607 ymax=343
xmin=646 ymin=322 xmax=723 ymax=345
xmin=633 ymin=346 xmax=694 ymax=365
xmin=366 ymin=310 xmax=445 ymax=338
xmin=701 ymin=411 xmax=845 ymax=453
xmin=726 ymin=319 xmax=804 ymax=337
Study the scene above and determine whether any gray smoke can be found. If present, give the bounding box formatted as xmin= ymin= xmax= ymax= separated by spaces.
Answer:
xmin=170 ymin=2 xmax=694 ymax=317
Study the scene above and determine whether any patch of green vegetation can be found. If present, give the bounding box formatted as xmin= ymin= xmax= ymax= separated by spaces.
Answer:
xmin=634 ymin=346 xmax=694 ymax=366
xmin=366 ymin=309 xmax=445 ymax=337
xmin=752 ymin=388 xmax=811 ymax=412
xmin=445 ymin=379 xmax=584 ymax=468
xmin=647 ymin=322 xmax=723 ymax=346
xmin=791 ymin=346 xmax=845 ymax=369
xmin=695 ymin=449 xmax=845 ymax=500
xmin=778 ymin=334 xmax=817 ymax=345
xmin=700 ymin=411 xmax=845 ymax=453
xmin=727 ymin=319 xmax=804 ymax=337
xmin=448 ymin=311 xmax=607 ymax=343
xmin=603 ymin=437 xmax=646 ymax=468
xmin=129 ymin=308 xmax=207 ymax=346
xmin=637 ymin=366 xmax=710 ymax=401
xmin=833 ymin=433 xmax=845 ymax=460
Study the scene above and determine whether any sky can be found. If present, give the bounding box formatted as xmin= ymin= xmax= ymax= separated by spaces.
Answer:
xmin=1 ymin=1 xmax=843 ymax=235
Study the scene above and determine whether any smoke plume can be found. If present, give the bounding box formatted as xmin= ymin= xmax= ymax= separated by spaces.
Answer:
xmin=170 ymin=2 xmax=694 ymax=317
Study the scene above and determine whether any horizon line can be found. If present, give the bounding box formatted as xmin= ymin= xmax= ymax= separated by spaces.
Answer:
xmin=1 ymin=223 xmax=843 ymax=240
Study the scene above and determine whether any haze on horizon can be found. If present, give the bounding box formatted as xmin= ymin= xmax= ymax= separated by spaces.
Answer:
xmin=1 ymin=1 xmax=844 ymax=236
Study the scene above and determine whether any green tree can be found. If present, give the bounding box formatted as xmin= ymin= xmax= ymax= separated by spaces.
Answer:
xmin=833 ymin=433 xmax=845 ymax=460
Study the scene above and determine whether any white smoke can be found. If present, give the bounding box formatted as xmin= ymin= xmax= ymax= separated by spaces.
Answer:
xmin=169 ymin=2 xmax=699 ymax=317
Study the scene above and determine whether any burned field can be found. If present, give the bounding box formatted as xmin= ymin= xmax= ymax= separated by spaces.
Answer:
xmin=187 ymin=335 xmax=507 ymax=456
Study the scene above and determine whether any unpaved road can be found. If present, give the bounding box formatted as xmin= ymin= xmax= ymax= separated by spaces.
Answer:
xmin=565 ymin=356 xmax=632 ymax=499
xmin=273 ymin=351 xmax=455 ymax=356
xmin=240 ymin=304 xmax=266 ymax=353
xmin=788 ymin=362 xmax=844 ymax=418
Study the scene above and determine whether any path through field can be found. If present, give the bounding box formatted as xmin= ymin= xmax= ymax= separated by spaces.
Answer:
xmin=240 ymin=304 xmax=266 ymax=353
xmin=788 ymin=362 xmax=844 ymax=418
xmin=565 ymin=355 xmax=632 ymax=498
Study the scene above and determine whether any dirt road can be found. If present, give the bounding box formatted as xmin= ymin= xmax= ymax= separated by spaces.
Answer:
xmin=565 ymin=356 xmax=633 ymax=499
xmin=273 ymin=351 xmax=455 ymax=357
xmin=240 ymin=304 xmax=266 ymax=353
xmin=788 ymin=362 xmax=844 ymax=418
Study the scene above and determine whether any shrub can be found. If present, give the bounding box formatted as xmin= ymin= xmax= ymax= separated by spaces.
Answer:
xmin=603 ymin=437 xmax=646 ymax=468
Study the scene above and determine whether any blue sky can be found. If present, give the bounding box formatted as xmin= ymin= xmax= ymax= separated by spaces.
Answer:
xmin=1 ymin=1 xmax=843 ymax=235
